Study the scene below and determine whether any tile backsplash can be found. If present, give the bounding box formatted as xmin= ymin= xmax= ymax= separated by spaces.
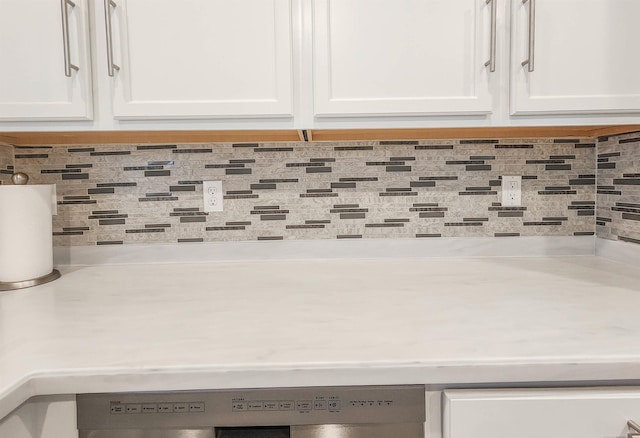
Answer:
xmin=11 ymin=137 xmax=598 ymax=246
xmin=597 ymin=132 xmax=640 ymax=245
xmin=0 ymin=144 xmax=14 ymax=185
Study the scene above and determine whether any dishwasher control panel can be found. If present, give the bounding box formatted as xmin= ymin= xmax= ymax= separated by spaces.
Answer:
xmin=110 ymin=401 xmax=205 ymax=414
xmin=77 ymin=385 xmax=425 ymax=430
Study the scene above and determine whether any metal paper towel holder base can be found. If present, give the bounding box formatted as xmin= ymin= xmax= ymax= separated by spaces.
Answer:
xmin=0 ymin=269 xmax=61 ymax=291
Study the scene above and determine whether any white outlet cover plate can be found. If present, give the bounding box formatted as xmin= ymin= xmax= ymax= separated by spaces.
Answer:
xmin=502 ymin=176 xmax=522 ymax=207
xmin=203 ymin=181 xmax=223 ymax=212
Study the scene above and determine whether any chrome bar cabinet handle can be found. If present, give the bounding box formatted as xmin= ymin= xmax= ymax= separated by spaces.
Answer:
xmin=61 ymin=0 xmax=79 ymax=77
xmin=484 ymin=0 xmax=497 ymax=72
xmin=521 ymin=0 xmax=536 ymax=72
xmin=104 ymin=0 xmax=120 ymax=77
xmin=629 ymin=420 xmax=640 ymax=438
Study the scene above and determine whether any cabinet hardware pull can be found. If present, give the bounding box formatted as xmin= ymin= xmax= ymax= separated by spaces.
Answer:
xmin=104 ymin=0 xmax=120 ymax=77
xmin=61 ymin=0 xmax=79 ymax=77
xmin=629 ymin=420 xmax=640 ymax=438
xmin=521 ymin=0 xmax=536 ymax=72
xmin=484 ymin=0 xmax=497 ymax=72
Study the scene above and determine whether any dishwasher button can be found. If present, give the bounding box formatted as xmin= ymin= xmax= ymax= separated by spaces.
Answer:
xmin=232 ymin=402 xmax=247 ymax=412
xmin=142 ymin=404 xmax=157 ymax=413
xmin=279 ymin=401 xmax=294 ymax=410
xmin=110 ymin=404 xmax=126 ymax=414
xmin=158 ymin=403 xmax=173 ymax=413
xmin=297 ymin=401 xmax=313 ymax=411
xmin=189 ymin=402 xmax=205 ymax=413
xmin=126 ymin=404 xmax=142 ymax=414
xmin=327 ymin=401 xmax=341 ymax=411
xmin=173 ymin=403 xmax=189 ymax=413
xmin=263 ymin=401 xmax=278 ymax=411
xmin=248 ymin=402 xmax=264 ymax=411
xmin=313 ymin=400 xmax=327 ymax=410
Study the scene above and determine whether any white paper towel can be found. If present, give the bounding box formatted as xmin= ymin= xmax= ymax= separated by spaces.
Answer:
xmin=0 ymin=185 xmax=56 ymax=283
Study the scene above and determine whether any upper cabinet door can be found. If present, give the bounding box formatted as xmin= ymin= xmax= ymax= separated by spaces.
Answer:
xmin=312 ymin=0 xmax=494 ymax=117
xmin=0 ymin=0 xmax=93 ymax=121
xmin=510 ymin=0 xmax=640 ymax=115
xmin=109 ymin=0 xmax=294 ymax=120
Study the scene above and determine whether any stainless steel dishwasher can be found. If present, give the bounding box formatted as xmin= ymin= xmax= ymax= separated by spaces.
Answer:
xmin=77 ymin=385 xmax=425 ymax=438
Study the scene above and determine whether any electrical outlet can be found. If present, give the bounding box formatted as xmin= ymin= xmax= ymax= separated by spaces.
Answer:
xmin=203 ymin=181 xmax=223 ymax=212
xmin=502 ymin=176 xmax=522 ymax=207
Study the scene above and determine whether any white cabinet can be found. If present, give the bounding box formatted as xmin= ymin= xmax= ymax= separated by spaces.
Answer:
xmin=0 ymin=0 xmax=93 ymax=121
xmin=2 ymin=0 xmax=640 ymax=129
xmin=444 ymin=387 xmax=640 ymax=438
xmin=510 ymin=0 xmax=640 ymax=116
xmin=309 ymin=0 xmax=640 ymax=125
xmin=109 ymin=0 xmax=294 ymax=119
xmin=0 ymin=395 xmax=78 ymax=438
xmin=311 ymin=0 xmax=495 ymax=117
xmin=0 ymin=0 xmax=295 ymax=129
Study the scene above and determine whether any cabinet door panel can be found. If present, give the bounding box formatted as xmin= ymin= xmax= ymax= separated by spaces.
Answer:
xmin=510 ymin=0 xmax=640 ymax=115
xmin=444 ymin=388 xmax=640 ymax=438
xmin=313 ymin=0 xmax=493 ymax=116
xmin=111 ymin=0 xmax=293 ymax=119
xmin=0 ymin=0 xmax=92 ymax=121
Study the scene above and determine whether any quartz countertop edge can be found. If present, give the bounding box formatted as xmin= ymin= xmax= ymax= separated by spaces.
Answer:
xmin=1 ymin=252 xmax=640 ymax=420
xmin=4 ymin=359 xmax=640 ymax=420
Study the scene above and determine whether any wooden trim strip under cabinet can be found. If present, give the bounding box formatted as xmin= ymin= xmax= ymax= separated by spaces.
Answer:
xmin=1 ymin=125 xmax=639 ymax=146
xmin=307 ymin=125 xmax=640 ymax=142
xmin=0 ymin=130 xmax=303 ymax=146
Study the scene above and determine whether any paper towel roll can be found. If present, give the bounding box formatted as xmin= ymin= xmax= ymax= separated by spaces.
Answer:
xmin=0 ymin=185 xmax=56 ymax=283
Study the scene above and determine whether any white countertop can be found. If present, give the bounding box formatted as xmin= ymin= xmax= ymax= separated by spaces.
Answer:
xmin=2 ymin=254 xmax=640 ymax=419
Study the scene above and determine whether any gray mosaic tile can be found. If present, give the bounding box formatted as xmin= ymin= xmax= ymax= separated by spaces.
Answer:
xmin=597 ymin=132 xmax=640 ymax=245
xmin=9 ymin=138 xmax=601 ymax=246
xmin=0 ymin=144 xmax=14 ymax=185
